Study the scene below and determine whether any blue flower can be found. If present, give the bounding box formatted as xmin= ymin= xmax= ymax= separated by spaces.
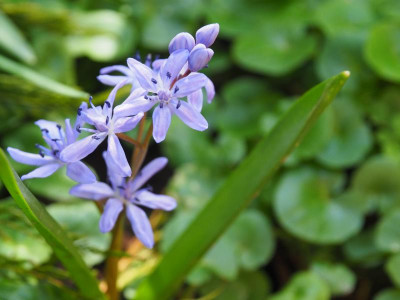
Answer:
xmin=60 ymin=81 xmax=144 ymax=177
xmin=70 ymin=153 xmax=176 ymax=248
xmin=7 ymin=103 xmax=96 ymax=183
xmin=113 ymin=49 xmax=209 ymax=143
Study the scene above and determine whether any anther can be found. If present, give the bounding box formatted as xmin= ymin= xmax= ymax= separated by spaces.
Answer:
xmin=145 ymin=54 xmax=152 ymax=66
xmin=41 ymin=128 xmax=49 ymax=133
xmin=117 ymin=185 xmax=125 ymax=190
xmin=51 ymin=138 xmax=59 ymax=142
xmin=53 ymin=150 xmax=59 ymax=156
xmin=106 ymin=116 xmax=109 ymax=125
xmin=166 ymin=71 xmax=171 ymax=79
xmin=144 ymin=95 xmax=148 ymax=100
xmin=76 ymin=126 xmax=81 ymax=133
xmin=39 ymin=150 xmax=45 ymax=158
xmin=104 ymin=101 xmax=111 ymax=108
xmin=89 ymin=96 xmax=93 ymax=103
xmin=134 ymin=197 xmax=140 ymax=202
xmin=92 ymin=135 xmax=101 ymax=140
xmin=174 ymin=86 xmax=179 ymax=94
xmin=160 ymin=102 xmax=164 ymax=109
xmin=77 ymin=107 xmax=82 ymax=116
xmin=56 ymin=124 xmax=62 ymax=130
xmin=134 ymin=51 xmax=141 ymax=61
xmin=176 ymin=100 xmax=181 ymax=109
xmin=151 ymin=78 xmax=157 ymax=84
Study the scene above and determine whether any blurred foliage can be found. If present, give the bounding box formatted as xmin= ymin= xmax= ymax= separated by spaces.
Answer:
xmin=1 ymin=0 xmax=400 ymax=299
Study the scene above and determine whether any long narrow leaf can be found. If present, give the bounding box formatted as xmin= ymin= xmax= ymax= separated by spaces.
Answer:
xmin=134 ymin=71 xmax=350 ymax=300
xmin=0 ymin=149 xmax=105 ymax=300
xmin=0 ymin=55 xmax=87 ymax=99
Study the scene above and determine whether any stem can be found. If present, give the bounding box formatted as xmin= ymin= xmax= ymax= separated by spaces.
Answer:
xmin=130 ymin=124 xmax=153 ymax=180
xmin=105 ymin=214 xmax=125 ymax=300
xmin=131 ymin=113 xmax=146 ymax=166
xmin=116 ymin=133 xmax=142 ymax=149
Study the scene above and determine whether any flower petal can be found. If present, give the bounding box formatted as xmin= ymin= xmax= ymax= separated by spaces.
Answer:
xmin=113 ymin=112 xmax=144 ymax=133
xmin=7 ymin=147 xmax=55 ymax=166
xmin=99 ymin=198 xmax=123 ymax=233
xmin=205 ymin=76 xmax=215 ymax=103
xmin=100 ymin=65 xmax=132 ymax=76
xmin=69 ymin=182 xmax=114 ymax=200
xmin=126 ymin=204 xmax=154 ymax=248
xmin=170 ymin=99 xmax=208 ymax=131
xmin=97 ymin=75 xmax=128 ymax=86
xmin=103 ymin=151 xmax=125 ymax=189
xmin=152 ymin=105 xmax=172 ymax=143
xmin=173 ymin=73 xmax=207 ymax=97
xmin=107 ymin=134 xmax=131 ymax=177
xmin=188 ymin=47 xmax=214 ymax=72
xmin=60 ymin=132 xmax=107 ymax=162
xmin=130 ymin=157 xmax=168 ymax=191
xmin=127 ymin=58 xmax=157 ymax=91
xmin=21 ymin=163 xmax=61 ymax=180
xmin=135 ymin=190 xmax=177 ymax=211
xmin=113 ymin=97 xmax=154 ymax=119
xmin=160 ymin=49 xmax=189 ymax=87
xmin=152 ymin=58 xmax=166 ymax=71
xmin=35 ymin=119 xmax=63 ymax=141
xmin=168 ymin=32 xmax=195 ymax=53
xmin=64 ymin=118 xmax=75 ymax=145
xmin=103 ymin=79 xmax=130 ymax=118
xmin=195 ymin=23 xmax=219 ymax=47
xmin=66 ymin=161 xmax=97 ymax=183
xmin=187 ymin=89 xmax=203 ymax=112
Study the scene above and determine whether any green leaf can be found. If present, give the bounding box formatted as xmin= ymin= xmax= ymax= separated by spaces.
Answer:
xmin=374 ymin=289 xmax=400 ymax=300
xmin=0 ymin=54 xmax=87 ymax=99
xmin=0 ymin=10 xmax=36 ymax=64
xmin=134 ymin=71 xmax=349 ymax=300
xmin=365 ymin=23 xmax=400 ymax=82
xmin=233 ymin=25 xmax=316 ymax=76
xmin=386 ymin=253 xmax=400 ymax=287
xmin=376 ymin=208 xmax=400 ymax=253
xmin=47 ymin=201 xmax=111 ymax=267
xmin=311 ymin=261 xmax=356 ymax=296
xmin=269 ymin=271 xmax=330 ymax=300
xmin=274 ymin=167 xmax=363 ymax=244
xmin=0 ymin=148 xmax=105 ymax=300
xmin=316 ymin=98 xmax=372 ymax=168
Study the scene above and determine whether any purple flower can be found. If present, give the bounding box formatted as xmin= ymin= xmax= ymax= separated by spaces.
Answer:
xmin=60 ymin=81 xmax=144 ymax=177
xmin=7 ymin=105 xmax=96 ymax=183
xmin=113 ymin=49 xmax=209 ymax=143
xmin=70 ymin=153 xmax=176 ymax=248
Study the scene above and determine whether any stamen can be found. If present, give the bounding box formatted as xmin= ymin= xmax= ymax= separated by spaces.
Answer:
xmin=145 ymin=54 xmax=152 ymax=66
xmin=176 ymin=100 xmax=181 ymax=109
xmin=106 ymin=116 xmax=109 ymax=125
xmin=39 ymin=150 xmax=45 ymax=158
xmin=92 ymin=135 xmax=101 ymax=140
xmin=134 ymin=51 xmax=141 ymax=61
xmin=144 ymin=95 xmax=148 ymax=100
xmin=160 ymin=102 xmax=164 ymax=109
xmin=56 ymin=124 xmax=62 ymax=130
xmin=51 ymin=138 xmax=60 ymax=142
xmin=89 ymin=96 xmax=95 ymax=109
xmin=134 ymin=197 xmax=140 ymax=202
xmin=166 ymin=72 xmax=171 ymax=79
xmin=41 ymin=128 xmax=49 ymax=133
xmin=174 ymin=86 xmax=179 ymax=94
xmin=104 ymin=101 xmax=111 ymax=108
xmin=53 ymin=150 xmax=60 ymax=156
xmin=79 ymin=128 xmax=97 ymax=133
xmin=77 ymin=107 xmax=82 ymax=116
xmin=151 ymin=78 xmax=157 ymax=84
xmin=76 ymin=125 xmax=81 ymax=133
xmin=117 ymin=185 xmax=125 ymax=190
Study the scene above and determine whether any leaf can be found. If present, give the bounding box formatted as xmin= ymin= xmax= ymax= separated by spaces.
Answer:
xmin=274 ymin=167 xmax=363 ymax=244
xmin=269 ymin=271 xmax=330 ymax=300
xmin=47 ymin=201 xmax=111 ymax=267
xmin=374 ymin=289 xmax=400 ymax=300
xmin=311 ymin=261 xmax=356 ymax=296
xmin=365 ymin=23 xmax=400 ymax=82
xmin=375 ymin=208 xmax=400 ymax=253
xmin=233 ymin=25 xmax=316 ymax=76
xmin=134 ymin=71 xmax=349 ymax=300
xmin=0 ymin=148 xmax=105 ymax=300
xmin=0 ymin=10 xmax=36 ymax=64
xmin=0 ymin=54 xmax=87 ymax=99
xmin=386 ymin=253 xmax=400 ymax=287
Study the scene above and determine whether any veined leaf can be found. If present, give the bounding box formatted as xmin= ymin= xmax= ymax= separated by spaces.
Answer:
xmin=0 ymin=149 xmax=105 ymax=300
xmin=0 ymin=55 xmax=87 ymax=99
xmin=134 ymin=71 xmax=350 ymax=300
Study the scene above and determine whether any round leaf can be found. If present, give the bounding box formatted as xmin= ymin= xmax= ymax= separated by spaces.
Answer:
xmin=274 ymin=167 xmax=363 ymax=244
xmin=374 ymin=289 xmax=400 ymax=300
xmin=386 ymin=253 xmax=400 ymax=287
xmin=376 ymin=208 xmax=400 ymax=253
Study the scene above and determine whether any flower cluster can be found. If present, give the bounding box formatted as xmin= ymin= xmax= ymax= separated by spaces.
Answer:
xmin=7 ymin=23 xmax=219 ymax=248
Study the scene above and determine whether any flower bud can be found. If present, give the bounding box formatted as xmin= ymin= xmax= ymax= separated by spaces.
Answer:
xmin=195 ymin=23 xmax=219 ymax=47
xmin=168 ymin=32 xmax=195 ymax=53
xmin=188 ymin=45 xmax=214 ymax=72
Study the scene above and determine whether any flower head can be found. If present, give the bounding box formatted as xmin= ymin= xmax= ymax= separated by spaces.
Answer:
xmin=60 ymin=81 xmax=144 ymax=177
xmin=114 ymin=49 xmax=209 ymax=143
xmin=70 ymin=154 xmax=176 ymax=248
xmin=7 ymin=105 xmax=96 ymax=183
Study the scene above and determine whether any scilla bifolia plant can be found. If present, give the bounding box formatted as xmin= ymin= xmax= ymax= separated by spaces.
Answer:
xmin=7 ymin=23 xmax=219 ymax=300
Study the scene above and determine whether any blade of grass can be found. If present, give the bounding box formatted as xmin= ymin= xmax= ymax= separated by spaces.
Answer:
xmin=134 ymin=71 xmax=350 ymax=300
xmin=0 ymin=149 xmax=105 ymax=300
